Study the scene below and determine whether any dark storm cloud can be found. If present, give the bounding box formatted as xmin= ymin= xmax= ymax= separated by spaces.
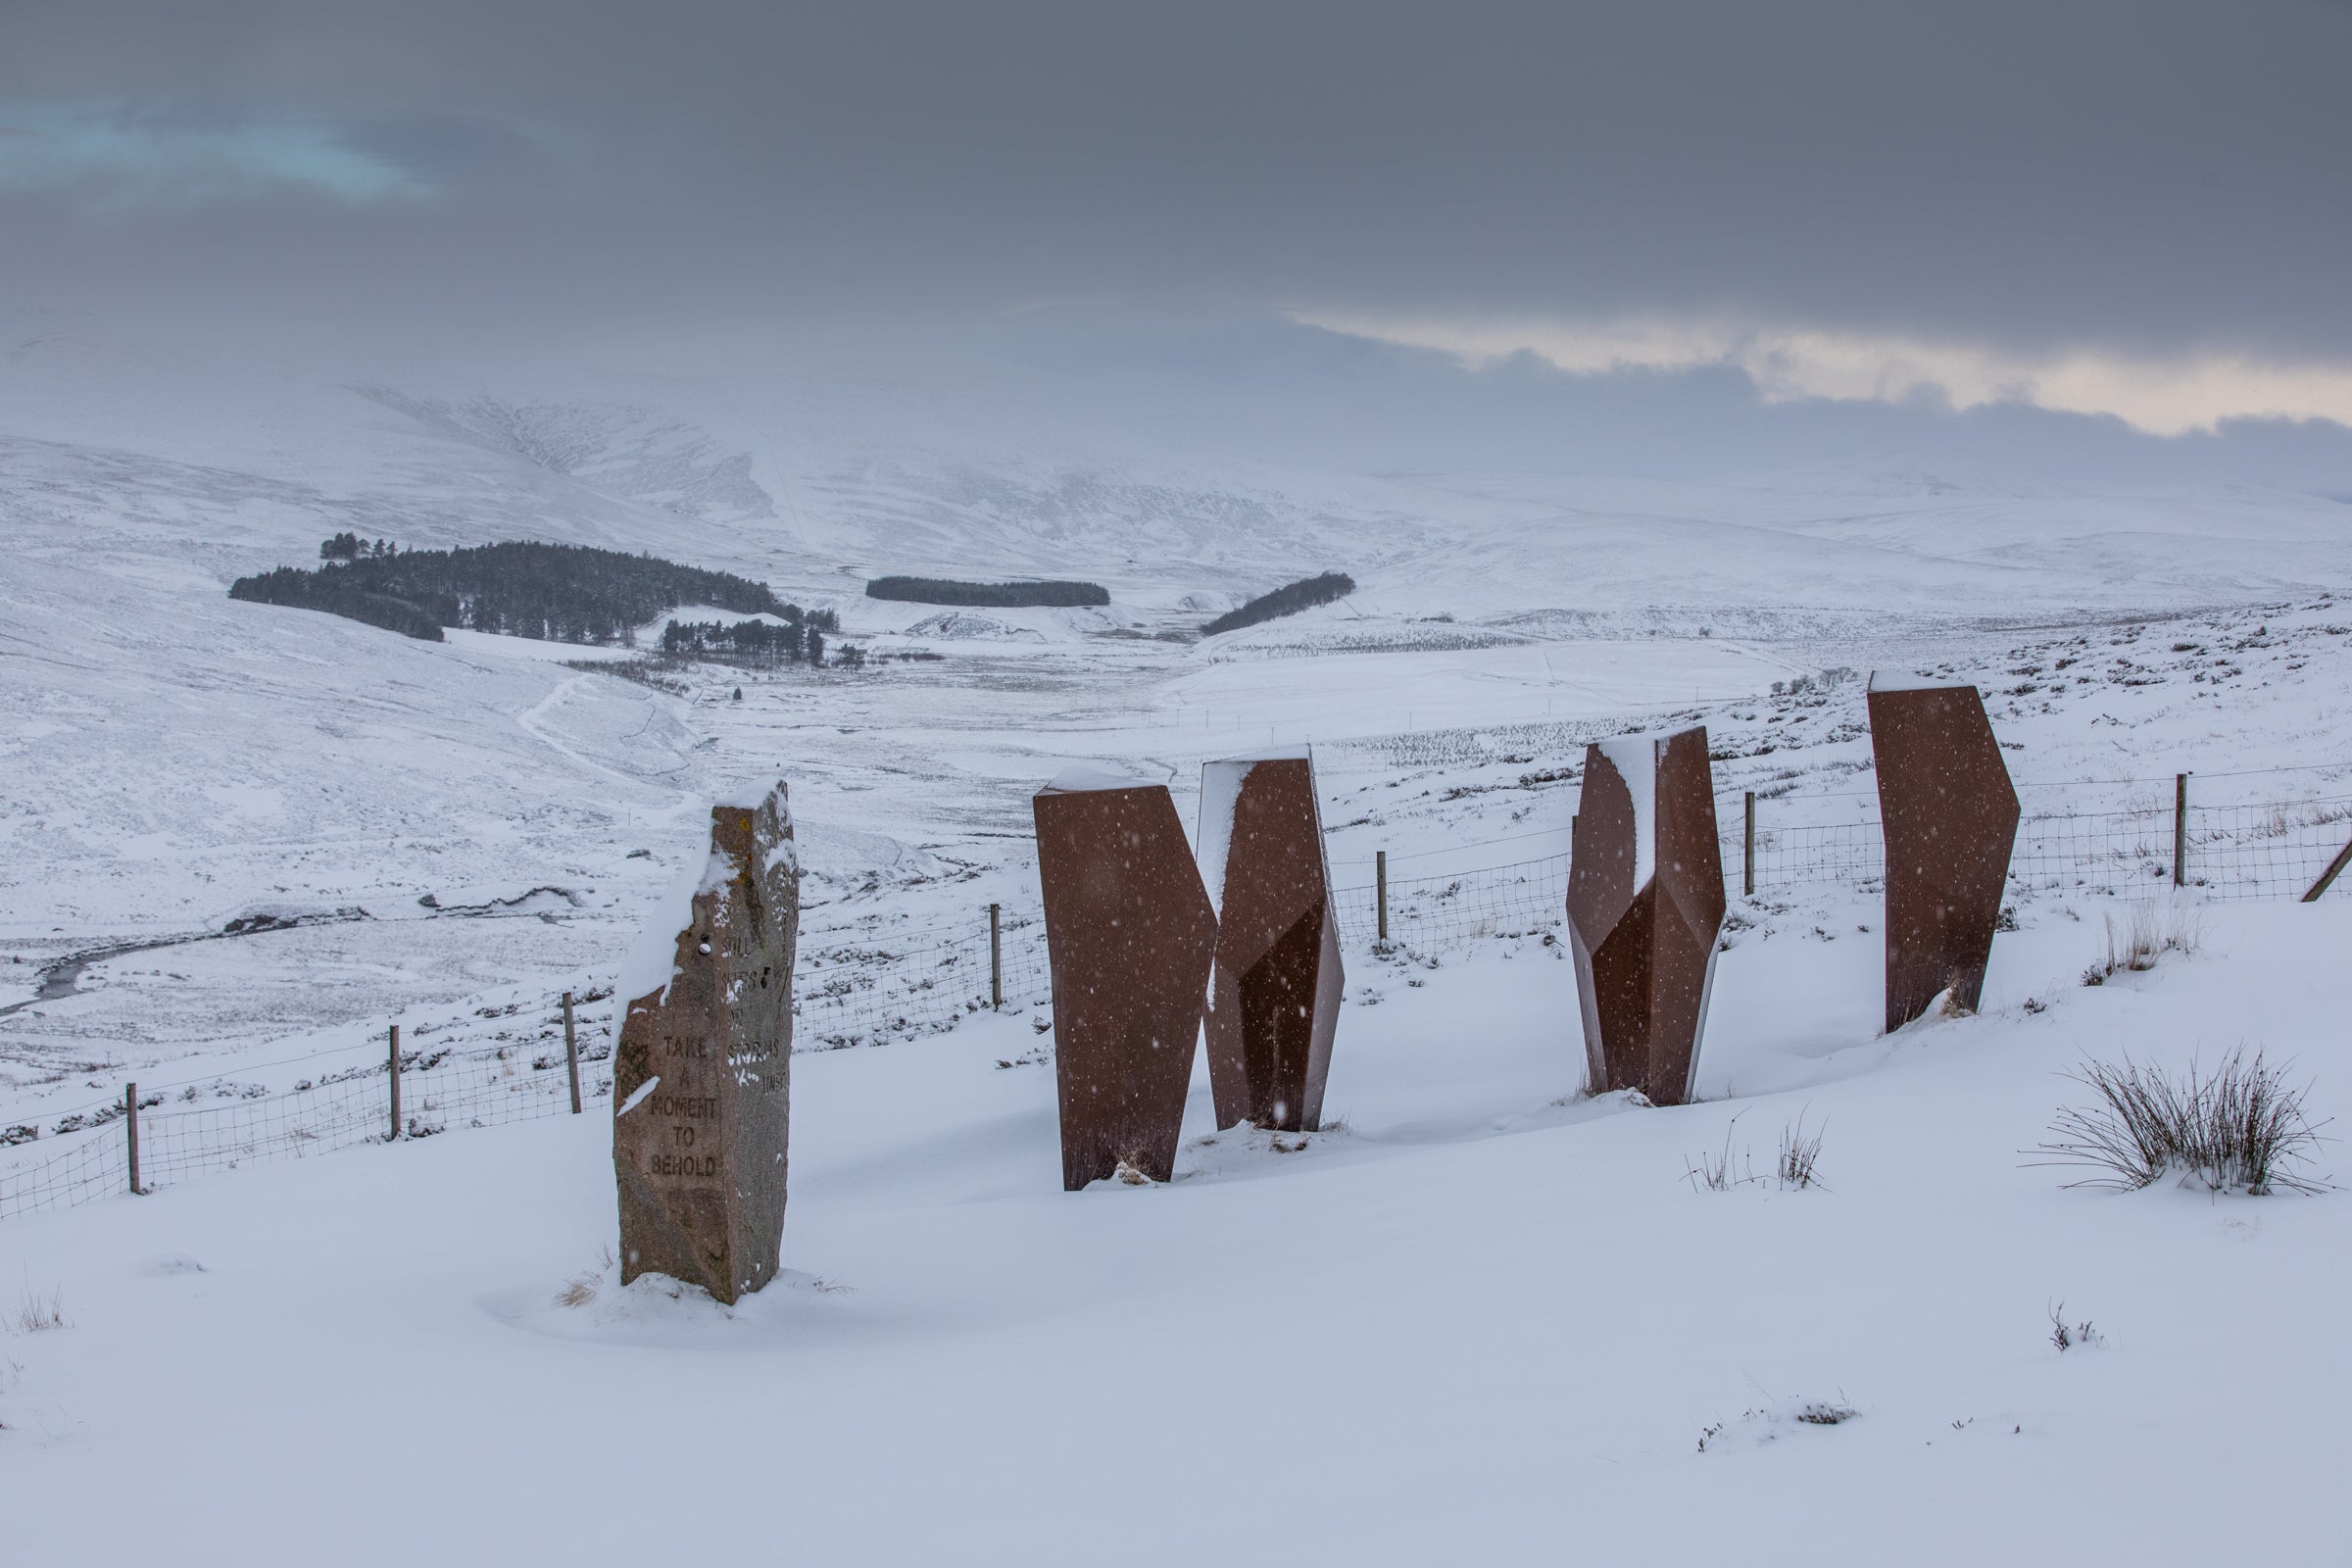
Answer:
xmin=2 ymin=0 xmax=2348 ymax=360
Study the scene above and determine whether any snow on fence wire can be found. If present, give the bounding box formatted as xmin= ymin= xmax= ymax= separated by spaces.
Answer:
xmin=13 ymin=776 xmax=2352 ymax=1223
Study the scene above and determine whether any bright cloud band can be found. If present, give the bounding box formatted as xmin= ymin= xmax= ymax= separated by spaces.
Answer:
xmin=1293 ymin=310 xmax=2352 ymax=439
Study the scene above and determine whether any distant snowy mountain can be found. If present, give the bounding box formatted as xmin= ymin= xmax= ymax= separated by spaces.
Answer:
xmin=360 ymin=388 xmax=777 ymax=524
xmin=7 ymin=312 xmax=2352 ymax=622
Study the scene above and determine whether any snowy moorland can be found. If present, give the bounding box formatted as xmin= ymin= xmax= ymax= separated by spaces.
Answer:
xmin=5 ymin=317 xmax=2352 ymax=1560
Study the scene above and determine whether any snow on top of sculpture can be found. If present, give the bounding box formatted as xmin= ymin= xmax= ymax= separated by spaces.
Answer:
xmin=1591 ymin=736 xmax=1660 ymax=891
xmin=1866 ymin=669 xmax=1975 ymax=693
xmin=1043 ymin=762 xmax=1163 ymax=795
xmin=1196 ymin=744 xmax=1313 ymax=920
xmin=613 ymin=785 xmax=797 ymax=1010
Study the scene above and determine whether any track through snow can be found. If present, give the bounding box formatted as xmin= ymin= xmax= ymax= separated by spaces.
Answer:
xmin=514 ymin=672 xmax=700 ymax=821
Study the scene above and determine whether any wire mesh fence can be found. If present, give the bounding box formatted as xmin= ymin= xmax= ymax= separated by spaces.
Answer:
xmin=1330 ymin=855 xmax=1570 ymax=949
xmin=0 ymin=1118 xmax=127 ymax=1218
xmin=794 ymin=912 xmax=1053 ymax=1048
xmin=0 ymin=1039 xmax=619 ymax=1221
xmin=2180 ymin=795 xmax=2352 ymax=901
xmin=1738 ymin=791 xmax=2352 ymax=906
xmin=12 ymin=768 xmax=2352 ymax=1223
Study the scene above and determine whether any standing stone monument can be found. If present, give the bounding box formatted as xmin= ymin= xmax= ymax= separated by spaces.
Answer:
xmin=1033 ymin=766 xmax=1218 ymax=1189
xmin=1198 ymin=748 xmax=1344 ymax=1133
xmin=612 ymin=784 xmax=798 ymax=1303
xmin=1566 ymin=726 xmax=1726 ymax=1106
xmin=1867 ymin=674 xmax=2020 ymax=1031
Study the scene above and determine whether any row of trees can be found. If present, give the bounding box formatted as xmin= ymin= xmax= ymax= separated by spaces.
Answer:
xmin=1201 ymin=571 xmax=1356 ymax=635
xmin=865 ymin=575 xmax=1109 ymax=608
xmin=318 ymin=532 xmax=405 ymax=561
xmin=230 ymin=540 xmax=792 ymax=645
xmin=660 ymin=612 xmax=846 ymax=666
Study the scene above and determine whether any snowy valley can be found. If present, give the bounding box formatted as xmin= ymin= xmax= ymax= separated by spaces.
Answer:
xmin=5 ymin=319 xmax=2352 ymax=1562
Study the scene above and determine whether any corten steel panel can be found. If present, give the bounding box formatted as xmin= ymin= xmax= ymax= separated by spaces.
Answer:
xmin=1867 ymin=678 xmax=2020 ymax=1031
xmin=1200 ymin=752 xmax=1345 ymax=1132
xmin=1566 ymin=727 xmax=1726 ymax=1106
xmin=612 ymin=785 xmax=797 ymax=1303
xmin=1034 ymin=775 xmax=1218 ymax=1189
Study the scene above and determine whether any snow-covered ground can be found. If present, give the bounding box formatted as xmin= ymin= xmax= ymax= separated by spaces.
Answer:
xmin=5 ymin=318 xmax=2352 ymax=1559
xmin=5 ymin=895 xmax=2345 ymax=1561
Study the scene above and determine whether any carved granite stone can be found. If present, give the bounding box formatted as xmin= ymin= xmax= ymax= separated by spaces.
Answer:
xmin=1567 ymin=727 xmax=1726 ymax=1106
xmin=1033 ymin=767 xmax=1218 ymax=1189
xmin=612 ymin=785 xmax=798 ymax=1302
xmin=1867 ymin=675 xmax=2020 ymax=1031
xmin=1199 ymin=748 xmax=1343 ymax=1132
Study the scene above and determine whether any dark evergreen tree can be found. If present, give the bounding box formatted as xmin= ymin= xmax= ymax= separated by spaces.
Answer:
xmin=864 ymin=576 xmax=1109 ymax=608
xmin=1200 ymin=572 xmax=1356 ymax=636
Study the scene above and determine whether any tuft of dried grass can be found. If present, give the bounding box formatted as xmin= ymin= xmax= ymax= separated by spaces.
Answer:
xmin=1685 ymin=1112 xmax=1754 ymax=1192
xmin=2032 ymin=1047 xmax=2330 ymax=1195
xmin=1777 ymin=1110 xmax=1828 ymax=1190
xmin=12 ymin=1281 xmax=66 ymax=1335
xmin=1689 ymin=1110 xmax=1831 ymax=1193
xmin=2048 ymin=1301 xmax=2104 ymax=1351
xmin=553 ymin=1246 xmax=616 ymax=1308
xmin=2082 ymin=900 xmax=2201 ymax=986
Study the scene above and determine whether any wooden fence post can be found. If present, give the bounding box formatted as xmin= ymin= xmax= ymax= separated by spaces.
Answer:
xmin=2301 ymin=835 xmax=2352 ymax=903
xmin=124 ymin=1082 xmax=142 ymax=1197
xmin=563 ymin=992 xmax=582 ymax=1114
xmin=387 ymin=1023 xmax=402 ymax=1141
xmin=989 ymin=904 xmax=1003 ymax=1008
xmin=1376 ymin=851 xmax=1389 ymax=942
xmin=2174 ymin=772 xmax=2189 ymax=888
xmin=1743 ymin=791 xmax=1757 ymax=898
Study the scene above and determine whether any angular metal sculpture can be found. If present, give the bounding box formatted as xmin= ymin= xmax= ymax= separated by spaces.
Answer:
xmin=612 ymin=785 xmax=797 ymax=1303
xmin=1867 ymin=675 xmax=2020 ymax=1031
xmin=1199 ymin=748 xmax=1344 ymax=1133
xmin=1034 ymin=767 xmax=1218 ymax=1190
xmin=1566 ymin=727 xmax=1726 ymax=1106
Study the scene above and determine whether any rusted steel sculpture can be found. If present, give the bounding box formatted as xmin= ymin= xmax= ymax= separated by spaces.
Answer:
xmin=1033 ymin=767 xmax=1219 ymax=1189
xmin=1868 ymin=674 xmax=2020 ymax=1030
xmin=612 ymin=785 xmax=798 ymax=1303
xmin=1567 ymin=727 xmax=1726 ymax=1106
xmin=1199 ymin=748 xmax=1344 ymax=1132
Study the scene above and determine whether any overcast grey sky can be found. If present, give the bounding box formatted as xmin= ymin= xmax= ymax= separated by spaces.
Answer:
xmin=5 ymin=0 xmax=2350 ymax=442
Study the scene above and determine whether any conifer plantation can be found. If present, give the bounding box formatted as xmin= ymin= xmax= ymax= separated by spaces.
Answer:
xmin=229 ymin=540 xmax=794 ymax=644
xmin=1200 ymin=571 xmax=1355 ymax=635
xmin=864 ymin=576 xmax=1110 ymax=608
